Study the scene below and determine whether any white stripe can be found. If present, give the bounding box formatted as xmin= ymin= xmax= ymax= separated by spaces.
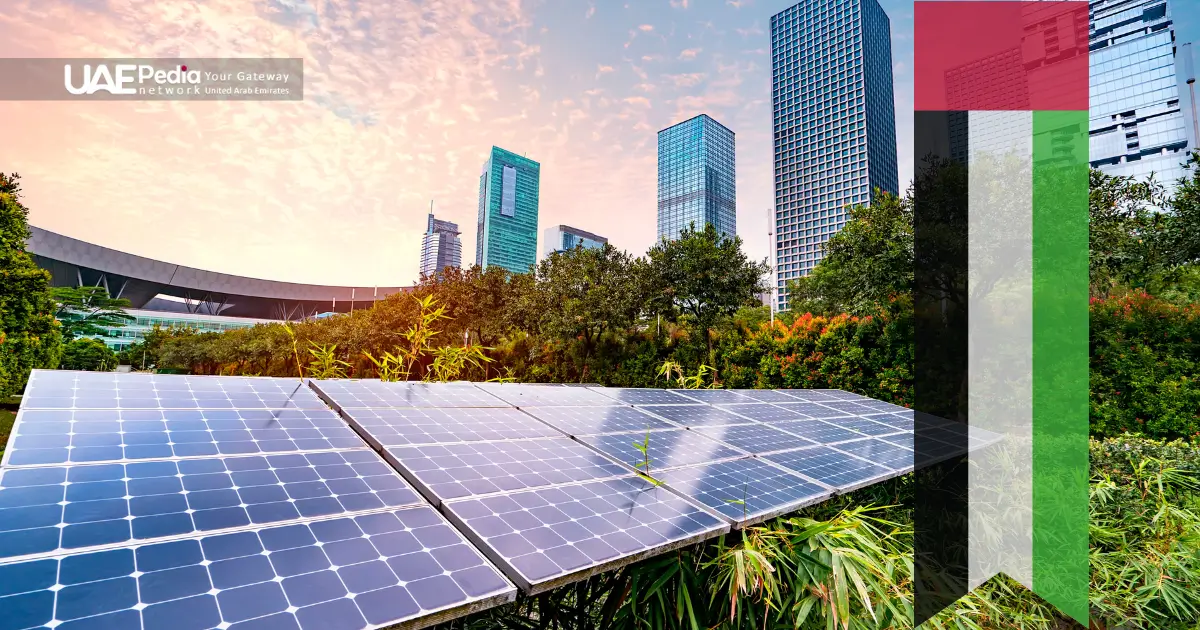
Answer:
xmin=967 ymin=110 xmax=1034 ymax=593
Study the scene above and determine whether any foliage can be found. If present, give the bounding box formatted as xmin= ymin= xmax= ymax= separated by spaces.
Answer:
xmin=786 ymin=188 xmax=912 ymax=317
xmin=60 ymin=337 xmax=117 ymax=372
xmin=50 ymin=285 xmax=134 ymax=341
xmin=0 ymin=172 xmax=62 ymax=396
xmin=427 ymin=344 xmax=492 ymax=383
xmin=305 ymin=342 xmax=350 ymax=379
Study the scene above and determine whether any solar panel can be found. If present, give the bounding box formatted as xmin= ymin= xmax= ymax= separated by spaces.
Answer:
xmin=636 ymin=404 xmax=756 ymax=427
xmin=0 ymin=450 xmax=425 ymax=561
xmin=655 ymin=458 xmax=831 ymax=526
xmin=770 ymin=402 xmax=852 ymax=419
xmin=763 ymin=446 xmax=895 ymax=492
xmin=714 ymin=403 xmax=805 ymax=423
xmin=441 ymin=476 xmax=728 ymax=594
xmin=311 ymin=380 xmax=509 ymax=409
xmin=808 ymin=389 xmax=872 ymax=401
xmin=577 ymin=429 xmax=746 ymax=472
xmin=690 ymin=423 xmax=817 ymax=455
xmin=22 ymin=372 xmax=328 ymax=410
xmin=2 ymin=408 xmax=365 ymax=467
xmin=473 ymin=383 xmax=623 ymax=407
xmin=519 ymin=406 xmax=677 ymax=437
xmin=773 ymin=390 xmax=842 ymax=403
xmin=818 ymin=400 xmax=885 ymax=415
xmin=335 ymin=407 xmax=561 ymax=448
xmin=728 ymin=389 xmax=804 ymax=403
xmin=585 ymin=387 xmax=694 ymax=405
xmin=0 ymin=507 xmax=516 ymax=630
xmin=831 ymin=439 xmax=914 ymax=473
xmin=867 ymin=413 xmax=915 ymax=432
xmin=667 ymin=389 xmax=757 ymax=404
xmin=816 ymin=415 xmax=906 ymax=437
xmin=771 ymin=419 xmax=868 ymax=444
xmin=384 ymin=438 xmax=631 ymax=505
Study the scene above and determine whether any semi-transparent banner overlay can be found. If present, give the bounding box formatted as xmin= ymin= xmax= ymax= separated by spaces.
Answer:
xmin=0 ymin=58 xmax=303 ymax=101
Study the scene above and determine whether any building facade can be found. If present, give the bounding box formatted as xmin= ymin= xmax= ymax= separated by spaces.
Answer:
xmin=418 ymin=213 xmax=462 ymax=279
xmin=542 ymin=225 xmax=608 ymax=257
xmin=770 ymin=0 xmax=899 ymax=311
xmin=98 ymin=309 xmax=273 ymax=352
xmin=657 ymin=114 xmax=736 ymax=242
xmin=1089 ymin=0 xmax=1193 ymax=190
xmin=475 ymin=147 xmax=540 ymax=273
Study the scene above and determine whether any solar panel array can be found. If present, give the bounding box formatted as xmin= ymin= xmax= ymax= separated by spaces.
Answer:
xmin=0 ymin=371 xmax=516 ymax=630
xmin=4 ymin=373 xmax=937 ymax=628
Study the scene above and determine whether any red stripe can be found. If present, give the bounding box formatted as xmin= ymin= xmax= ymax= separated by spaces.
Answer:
xmin=915 ymin=1 xmax=1088 ymax=111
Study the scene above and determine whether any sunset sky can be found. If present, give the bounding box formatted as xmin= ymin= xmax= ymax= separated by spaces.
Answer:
xmin=2 ymin=0 xmax=1197 ymax=287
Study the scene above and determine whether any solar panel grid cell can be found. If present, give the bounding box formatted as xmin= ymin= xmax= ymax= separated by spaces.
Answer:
xmin=770 ymin=419 xmax=868 ymax=445
xmin=516 ymin=406 xmax=678 ymax=437
xmin=384 ymin=438 xmax=632 ymax=505
xmin=817 ymin=416 xmax=907 ymax=437
xmin=763 ymin=446 xmax=896 ymax=492
xmin=473 ymin=384 xmax=623 ymax=408
xmin=830 ymin=439 xmax=914 ymax=473
xmin=336 ymin=407 xmax=561 ymax=448
xmin=655 ymin=458 xmax=831 ymax=526
xmin=771 ymin=402 xmax=854 ymax=419
xmin=667 ymin=389 xmax=757 ymax=404
xmin=712 ymin=403 xmax=804 ymax=423
xmin=22 ymin=372 xmax=328 ymax=410
xmin=584 ymin=387 xmax=694 ymax=405
xmin=634 ymin=404 xmax=757 ymax=427
xmin=577 ymin=429 xmax=748 ymax=472
xmin=0 ymin=507 xmax=515 ymax=630
xmin=3 ymin=408 xmax=366 ymax=468
xmin=310 ymin=380 xmax=510 ymax=410
xmin=690 ymin=423 xmax=817 ymax=455
xmin=441 ymin=476 xmax=728 ymax=594
xmin=0 ymin=450 xmax=424 ymax=562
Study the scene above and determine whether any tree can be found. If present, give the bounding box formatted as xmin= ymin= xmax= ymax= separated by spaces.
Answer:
xmin=786 ymin=188 xmax=912 ymax=316
xmin=646 ymin=223 xmax=769 ymax=361
xmin=0 ymin=172 xmax=62 ymax=396
xmin=51 ymin=285 xmax=135 ymax=341
xmin=60 ymin=338 xmax=117 ymax=371
xmin=523 ymin=244 xmax=646 ymax=376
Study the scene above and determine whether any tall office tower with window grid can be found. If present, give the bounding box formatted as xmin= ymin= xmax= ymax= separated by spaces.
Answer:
xmin=1089 ymin=0 xmax=1192 ymax=192
xmin=657 ymin=114 xmax=737 ymax=242
xmin=475 ymin=146 xmax=540 ymax=274
xmin=418 ymin=213 xmax=462 ymax=279
xmin=770 ymin=0 xmax=898 ymax=311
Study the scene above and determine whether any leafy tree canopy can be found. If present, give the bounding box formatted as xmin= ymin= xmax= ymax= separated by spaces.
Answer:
xmin=51 ymin=285 xmax=135 ymax=341
xmin=61 ymin=337 xmax=117 ymax=372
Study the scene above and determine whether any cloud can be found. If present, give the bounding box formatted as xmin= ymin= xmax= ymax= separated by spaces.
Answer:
xmin=669 ymin=0 xmax=689 ymax=7
xmin=727 ymin=0 xmax=749 ymax=7
xmin=623 ymin=96 xmax=652 ymax=108
xmin=638 ymin=24 xmax=654 ymax=32
xmin=586 ymin=4 xmax=595 ymax=18
xmin=634 ymin=82 xmax=656 ymax=92
xmin=665 ymin=72 xmax=706 ymax=87
xmin=678 ymin=47 xmax=702 ymax=60
xmin=735 ymin=24 xmax=763 ymax=37
xmin=597 ymin=64 xmax=615 ymax=74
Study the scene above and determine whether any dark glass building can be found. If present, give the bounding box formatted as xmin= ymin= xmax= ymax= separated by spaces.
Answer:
xmin=656 ymin=114 xmax=736 ymax=242
xmin=475 ymin=147 xmax=540 ymax=273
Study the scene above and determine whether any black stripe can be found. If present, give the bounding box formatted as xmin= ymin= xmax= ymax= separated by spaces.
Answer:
xmin=913 ymin=110 xmax=971 ymax=624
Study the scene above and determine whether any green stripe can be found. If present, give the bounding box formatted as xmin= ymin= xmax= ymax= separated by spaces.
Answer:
xmin=1031 ymin=109 xmax=1090 ymax=624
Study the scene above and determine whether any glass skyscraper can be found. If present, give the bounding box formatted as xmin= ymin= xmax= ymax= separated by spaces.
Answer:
xmin=418 ymin=212 xmax=462 ymax=279
xmin=1089 ymin=0 xmax=1193 ymax=191
xmin=542 ymin=225 xmax=607 ymax=257
xmin=770 ymin=0 xmax=899 ymax=311
xmin=475 ymin=146 xmax=540 ymax=273
xmin=657 ymin=114 xmax=736 ymax=242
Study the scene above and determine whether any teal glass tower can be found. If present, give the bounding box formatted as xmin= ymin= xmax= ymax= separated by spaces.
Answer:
xmin=657 ymin=114 xmax=737 ymax=241
xmin=475 ymin=147 xmax=540 ymax=273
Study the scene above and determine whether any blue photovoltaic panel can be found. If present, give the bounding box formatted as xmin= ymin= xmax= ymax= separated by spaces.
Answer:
xmin=520 ymin=406 xmax=677 ymax=437
xmin=473 ymin=383 xmax=622 ymax=407
xmin=690 ymin=423 xmax=816 ymax=455
xmin=771 ymin=402 xmax=853 ymax=419
xmin=585 ymin=387 xmax=694 ymax=405
xmin=656 ymin=458 xmax=830 ymax=526
xmin=816 ymin=415 xmax=906 ymax=437
xmin=770 ymin=390 xmax=842 ymax=403
xmin=868 ymin=412 xmax=914 ymax=432
xmin=0 ymin=450 xmax=423 ymax=561
xmin=636 ymin=404 xmax=755 ymax=427
xmin=0 ymin=507 xmax=515 ymax=630
xmin=578 ymin=429 xmax=746 ymax=472
xmin=311 ymin=380 xmax=509 ymax=409
xmin=385 ymin=438 xmax=631 ymax=505
xmin=667 ymin=389 xmax=757 ymax=404
xmin=21 ymin=371 xmax=328 ymax=410
xmin=771 ymin=419 xmax=868 ymax=444
xmin=832 ymin=438 xmax=914 ymax=473
xmin=337 ymin=407 xmax=560 ymax=448
xmin=764 ymin=446 xmax=895 ymax=492
xmin=714 ymin=403 xmax=805 ymax=423
xmin=855 ymin=399 xmax=912 ymax=414
xmin=808 ymin=389 xmax=871 ymax=401
xmin=727 ymin=389 xmax=800 ymax=403
xmin=2 ymin=408 xmax=365 ymax=467
xmin=442 ymin=476 xmax=728 ymax=594
xmin=819 ymin=400 xmax=885 ymax=415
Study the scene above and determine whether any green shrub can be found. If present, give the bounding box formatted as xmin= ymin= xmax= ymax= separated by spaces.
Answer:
xmin=60 ymin=338 xmax=116 ymax=372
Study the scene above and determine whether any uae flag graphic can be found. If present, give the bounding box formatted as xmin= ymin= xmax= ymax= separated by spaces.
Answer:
xmin=913 ymin=1 xmax=1089 ymax=625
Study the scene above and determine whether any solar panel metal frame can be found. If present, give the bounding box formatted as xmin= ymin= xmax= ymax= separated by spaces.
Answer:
xmin=0 ymin=506 xmax=517 ymax=630
xmin=440 ymin=475 xmax=730 ymax=595
xmin=381 ymin=437 xmax=634 ymax=507
xmin=654 ymin=457 xmax=833 ymax=528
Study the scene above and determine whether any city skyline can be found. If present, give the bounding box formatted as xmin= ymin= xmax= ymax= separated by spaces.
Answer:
xmin=543 ymin=224 xmax=608 ymax=257
xmin=2 ymin=0 xmax=1199 ymax=287
xmin=657 ymin=114 xmax=738 ymax=241
xmin=476 ymin=146 xmax=541 ymax=273
xmin=419 ymin=211 xmax=462 ymax=280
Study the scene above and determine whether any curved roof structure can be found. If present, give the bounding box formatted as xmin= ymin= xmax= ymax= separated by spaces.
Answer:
xmin=27 ymin=226 xmax=411 ymax=319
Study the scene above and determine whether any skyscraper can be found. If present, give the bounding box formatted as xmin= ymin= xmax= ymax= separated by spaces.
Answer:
xmin=475 ymin=147 xmax=540 ymax=273
xmin=418 ymin=211 xmax=462 ymax=279
xmin=770 ymin=0 xmax=899 ymax=311
xmin=542 ymin=225 xmax=608 ymax=257
xmin=657 ymin=114 xmax=736 ymax=242
xmin=1089 ymin=0 xmax=1192 ymax=191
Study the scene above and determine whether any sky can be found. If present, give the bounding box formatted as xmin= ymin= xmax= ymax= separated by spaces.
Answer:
xmin=0 ymin=0 xmax=1197 ymax=287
